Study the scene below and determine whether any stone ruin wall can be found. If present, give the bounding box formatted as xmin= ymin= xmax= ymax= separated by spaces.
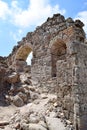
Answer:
xmin=73 ymin=43 xmax=87 ymax=130
xmin=7 ymin=14 xmax=85 ymax=87
xmin=2 ymin=14 xmax=87 ymax=130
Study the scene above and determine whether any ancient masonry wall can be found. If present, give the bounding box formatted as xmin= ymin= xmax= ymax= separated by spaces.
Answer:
xmin=6 ymin=14 xmax=87 ymax=130
xmin=73 ymin=43 xmax=87 ymax=130
xmin=56 ymin=42 xmax=87 ymax=130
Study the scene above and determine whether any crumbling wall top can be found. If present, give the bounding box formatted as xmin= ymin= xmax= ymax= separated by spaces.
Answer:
xmin=6 ymin=13 xmax=86 ymax=67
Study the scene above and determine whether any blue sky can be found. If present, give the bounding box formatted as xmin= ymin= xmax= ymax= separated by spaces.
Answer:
xmin=0 ymin=0 xmax=87 ymax=57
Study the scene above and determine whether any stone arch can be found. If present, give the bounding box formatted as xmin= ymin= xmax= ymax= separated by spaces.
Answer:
xmin=14 ymin=43 xmax=33 ymax=72
xmin=15 ymin=43 xmax=33 ymax=61
xmin=50 ymin=38 xmax=67 ymax=77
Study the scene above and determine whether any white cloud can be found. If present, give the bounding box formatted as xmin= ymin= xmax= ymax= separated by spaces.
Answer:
xmin=10 ymin=29 xmax=23 ymax=43
xmin=10 ymin=0 xmax=22 ymax=14
xmin=13 ymin=0 xmax=65 ymax=27
xmin=75 ymin=11 xmax=87 ymax=36
xmin=11 ymin=0 xmax=66 ymax=28
xmin=11 ymin=0 xmax=18 ymax=8
xmin=0 ymin=0 xmax=10 ymax=19
xmin=0 ymin=0 xmax=66 ymax=28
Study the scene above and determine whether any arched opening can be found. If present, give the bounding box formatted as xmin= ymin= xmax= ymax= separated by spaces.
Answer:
xmin=15 ymin=44 xmax=32 ymax=61
xmin=50 ymin=39 xmax=67 ymax=77
xmin=26 ymin=52 xmax=33 ymax=65
xmin=15 ymin=44 xmax=33 ymax=72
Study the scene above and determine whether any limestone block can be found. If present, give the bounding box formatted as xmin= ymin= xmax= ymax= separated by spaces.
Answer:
xmin=29 ymin=123 xmax=47 ymax=130
xmin=18 ymin=92 xmax=28 ymax=103
xmin=13 ymin=95 xmax=24 ymax=107
xmin=3 ymin=126 xmax=12 ymax=130
xmin=14 ymin=60 xmax=27 ymax=72
xmin=20 ymin=123 xmax=29 ymax=130
xmin=29 ymin=114 xmax=40 ymax=123
xmin=0 ymin=121 xmax=9 ymax=126
xmin=45 ymin=117 xmax=65 ymax=130
xmin=5 ymin=72 xmax=20 ymax=83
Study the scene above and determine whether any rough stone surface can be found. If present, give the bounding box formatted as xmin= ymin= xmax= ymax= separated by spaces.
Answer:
xmin=5 ymin=72 xmax=20 ymax=84
xmin=45 ymin=117 xmax=65 ymax=130
xmin=13 ymin=95 xmax=24 ymax=107
xmin=29 ymin=123 xmax=47 ymax=130
xmin=0 ymin=13 xmax=87 ymax=130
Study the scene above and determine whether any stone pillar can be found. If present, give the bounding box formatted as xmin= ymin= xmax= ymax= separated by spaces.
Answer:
xmin=73 ymin=94 xmax=80 ymax=130
xmin=72 ymin=43 xmax=87 ymax=130
xmin=14 ymin=60 xmax=27 ymax=72
xmin=56 ymin=41 xmax=87 ymax=130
